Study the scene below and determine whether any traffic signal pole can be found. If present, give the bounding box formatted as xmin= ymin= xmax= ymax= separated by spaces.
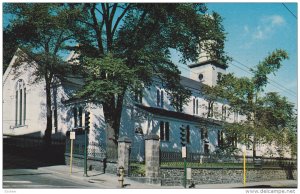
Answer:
xmin=83 ymin=111 xmax=90 ymax=177
xmin=180 ymin=125 xmax=187 ymax=188
xmin=84 ymin=128 xmax=88 ymax=177
xmin=184 ymin=156 xmax=187 ymax=188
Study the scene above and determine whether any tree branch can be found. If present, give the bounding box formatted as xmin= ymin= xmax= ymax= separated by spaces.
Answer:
xmin=112 ymin=4 xmax=131 ymax=38
xmin=53 ymin=30 xmax=64 ymax=55
xmin=103 ymin=3 xmax=113 ymax=51
xmin=109 ymin=3 xmax=118 ymax=23
xmin=91 ymin=3 xmax=104 ymax=55
xmin=77 ymin=18 xmax=94 ymax=28
xmin=95 ymin=6 xmax=103 ymax=16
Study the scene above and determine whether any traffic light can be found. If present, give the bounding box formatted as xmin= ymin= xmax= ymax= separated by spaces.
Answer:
xmin=180 ymin=125 xmax=186 ymax=146
xmin=85 ymin=111 xmax=90 ymax=132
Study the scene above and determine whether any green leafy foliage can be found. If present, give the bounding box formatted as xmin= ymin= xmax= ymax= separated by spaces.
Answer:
xmin=251 ymin=49 xmax=289 ymax=92
xmin=202 ymin=49 xmax=296 ymax=158
xmin=4 ymin=3 xmax=229 ymax=150
xmin=67 ymin=3 xmax=229 ymax=146
xmin=4 ymin=3 xmax=78 ymax=144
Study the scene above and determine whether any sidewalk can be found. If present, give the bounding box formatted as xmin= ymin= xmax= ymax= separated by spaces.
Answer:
xmin=38 ymin=164 xmax=297 ymax=189
xmin=39 ymin=165 xmax=162 ymax=189
xmin=194 ymin=180 xmax=297 ymax=189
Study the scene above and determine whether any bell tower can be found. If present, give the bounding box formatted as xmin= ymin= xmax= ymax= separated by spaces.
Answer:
xmin=189 ymin=40 xmax=227 ymax=86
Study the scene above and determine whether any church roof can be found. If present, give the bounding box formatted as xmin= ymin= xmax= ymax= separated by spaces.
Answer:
xmin=56 ymin=74 xmax=85 ymax=87
xmin=136 ymin=104 xmax=223 ymax=127
xmin=180 ymin=75 xmax=203 ymax=91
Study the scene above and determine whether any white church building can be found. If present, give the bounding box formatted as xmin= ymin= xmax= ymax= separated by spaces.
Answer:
xmin=3 ymin=48 xmax=289 ymax=161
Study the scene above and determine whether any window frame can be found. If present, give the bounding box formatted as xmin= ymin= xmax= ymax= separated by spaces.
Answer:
xmin=160 ymin=121 xmax=170 ymax=142
xmin=157 ymin=89 xmax=160 ymax=107
xmin=160 ymin=90 xmax=164 ymax=108
xmin=15 ymin=79 xmax=26 ymax=127
xmin=73 ymin=106 xmax=84 ymax=129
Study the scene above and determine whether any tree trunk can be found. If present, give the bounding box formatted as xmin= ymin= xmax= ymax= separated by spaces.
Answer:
xmin=252 ymin=135 xmax=257 ymax=162
xmin=105 ymin=123 xmax=118 ymax=162
xmin=44 ymin=76 xmax=53 ymax=146
xmin=103 ymin=91 xmax=125 ymax=162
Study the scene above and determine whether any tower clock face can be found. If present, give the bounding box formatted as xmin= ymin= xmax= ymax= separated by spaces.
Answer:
xmin=198 ymin=73 xmax=204 ymax=81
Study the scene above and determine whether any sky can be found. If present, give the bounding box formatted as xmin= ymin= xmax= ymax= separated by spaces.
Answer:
xmin=176 ymin=2 xmax=297 ymax=107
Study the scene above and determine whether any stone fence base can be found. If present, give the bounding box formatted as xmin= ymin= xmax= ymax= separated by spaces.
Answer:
xmin=160 ymin=167 xmax=297 ymax=186
xmin=65 ymin=153 xmax=117 ymax=175
xmin=128 ymin=177 xmax=161 ymax=185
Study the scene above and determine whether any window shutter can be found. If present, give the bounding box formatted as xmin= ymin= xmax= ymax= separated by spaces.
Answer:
xmin=157 ymin=89 xmax=160 ymax=107
xmin=193 ymin=98 xmax=195 ymax=114
xmin=160 ymin=90 xmax=164 ymax=108
xmin=165 ymin=122 xmax=169 ymax=141
xmin=196 ymin=99 xmax=198 ymax=115
xmin=78 ymin=107 xmax=83 ymax=127
xmin=160 ymin=121 xmax=164 ymax=141
xmin=73 ymin=107 xmax=78 ymax=128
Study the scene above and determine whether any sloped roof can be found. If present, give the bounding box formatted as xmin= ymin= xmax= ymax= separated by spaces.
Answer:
xmin=136 ymin=104 xmax=223 ymax=127
xmin=56 ymin=74 xmax=85 ymax=87
xmin=180 ymin=76 xmax=203 ymax=91
xmin=57 ymin=73 xmax=202 ymax=93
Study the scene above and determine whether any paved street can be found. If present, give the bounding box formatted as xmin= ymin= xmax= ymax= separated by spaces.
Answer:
xmin=3 ymin=149 xmax=100 ymax=188
xmin=3 ymin=168 xmax=98 ymax=188
xmin=2 ymin=148 xmax=160 ymax=189
xmin=2 ymin=147 xmax=298 ymax=189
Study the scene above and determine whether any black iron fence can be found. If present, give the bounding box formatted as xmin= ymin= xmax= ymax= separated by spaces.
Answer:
xmin=65 ymin=139 xmax=107 ymax=160
xmin=3 ymin=135 xmax=65 ymax=148
xmin=160 ymin=150 xmax=297 ymax=169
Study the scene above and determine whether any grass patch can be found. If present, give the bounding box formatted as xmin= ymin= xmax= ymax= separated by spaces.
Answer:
xmin=129 ymin=162 xmax=146 ymax=176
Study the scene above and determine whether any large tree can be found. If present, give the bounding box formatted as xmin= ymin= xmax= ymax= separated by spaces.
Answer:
xmin=256 ymin=92 xmax=297 ymax=157
xmin=4 ymin=3 xmax=78 ymax=145
xmin=67 ymin=3 xmax=229 ymax=159
xmin=205 ymin=49 xmax=297 ymax=158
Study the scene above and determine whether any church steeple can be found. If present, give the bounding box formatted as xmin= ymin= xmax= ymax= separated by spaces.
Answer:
xmin=188 ymin=40 xmax=227 ymax=86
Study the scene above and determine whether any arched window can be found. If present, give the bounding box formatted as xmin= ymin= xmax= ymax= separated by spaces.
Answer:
xmin=156 ymin=89 xmax=160 ymax=107
xmin=156 ymin=88 xmax=164 ymax=108
xmin=73 ymin=106 xmax=83 ymax=129
xmin=15 ymin=79 xmax=26 ymax=126
xmin=160 ymin=90 xmax=164 ymax=108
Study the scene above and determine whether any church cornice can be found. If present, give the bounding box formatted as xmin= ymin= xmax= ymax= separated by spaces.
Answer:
xmin=188 ymin=60 xmax=228 ymax=70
